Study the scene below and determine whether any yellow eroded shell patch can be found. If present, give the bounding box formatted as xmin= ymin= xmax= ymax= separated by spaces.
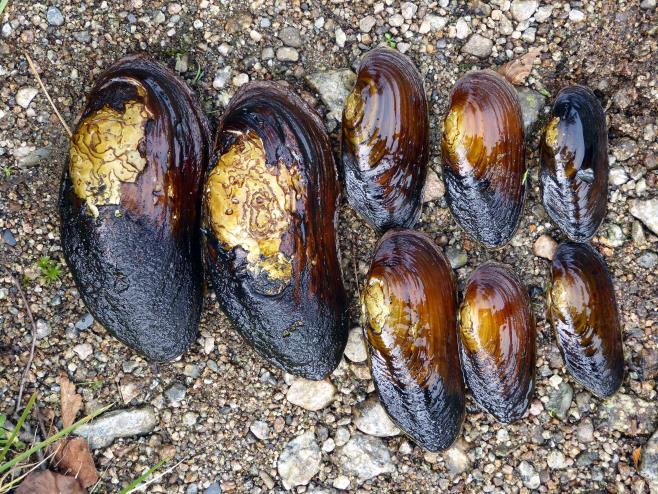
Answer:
xmin=205 ymin=131 xmax=303 ymax=285
xmin=69 ymin=101 xmax=151 ymax=217
xmin=362 ymin=277 xmax=389 ymax=336
xmin=544 ymin=117 xmax=560 ymax=149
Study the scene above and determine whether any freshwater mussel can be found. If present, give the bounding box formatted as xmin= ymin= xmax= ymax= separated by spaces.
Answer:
xmin=540 ymin=86 xmax=608 ymax=242
xmin=59 ymin=55 xmax=211 ymax=361
xmin=547 ymin=242 xmax=624 ymax=397
xmin=441 ymin=70 xmax=526 ymax=248
xmin=341 ymin=47 xmax=429 ymax=231
xmin=458 ymin=263 xmax=536 ymax=423
xmin=361 ymin=230 xmax=464 ymax=451
xmin=203 ymin=81 xmax=348 ymax=380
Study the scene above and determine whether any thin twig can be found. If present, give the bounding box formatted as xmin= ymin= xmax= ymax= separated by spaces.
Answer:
xmin=351 ymin=236 xmax=360 ymax=295
xmin=23 ymin=52 xmax=72 ymax=138
xmin=2 ymin=267 xmax=38 ymax=416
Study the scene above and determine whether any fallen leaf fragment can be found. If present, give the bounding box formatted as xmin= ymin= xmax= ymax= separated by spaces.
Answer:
xmin=16 ymin=470 xmax=86 ymax=494
xmin=60 ymin=373 xmax=83 ymax=428
xmin=497 ymin=47 xmax=542 ymax=85
xmin=52 ymin=437 xmax=99 ymax=488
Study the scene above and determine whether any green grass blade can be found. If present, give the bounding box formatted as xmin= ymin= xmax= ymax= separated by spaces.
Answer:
xmin=0 ymin=403 xmax=112 ymax=474
xmin=118 ymin=457 xmax=169 ymax=494
xmin=0 ymin=0 xmax=10 ymax=16
xmin=0 ymin=393 xmax=36 ymax=463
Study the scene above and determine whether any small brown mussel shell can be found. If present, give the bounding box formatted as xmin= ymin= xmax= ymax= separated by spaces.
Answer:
xmin=59 ymin=55 xmax=211 ymax=361
xmin=458 ymin=263 xmax=536 ymax=423
xmin=203 ymin=81 xmax=348 ymax=380
xmin=341 ymin=47 xmax=429 ymax=231
xmin=540 ymin=86 xmax=608 ymax=242
xmin=547 ymin=242 xmax=624 ymax=397
xmin=441 ymin=70 xmax=526 ymax=248
xmin=361 ymin=230 xmax=464 ymax=451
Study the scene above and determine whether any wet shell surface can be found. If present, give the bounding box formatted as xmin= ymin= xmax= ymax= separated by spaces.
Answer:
xmin=458 ymin=263 xmax=536 ymax=423
xmin=540 ymin=85 xmax=608 ymax=242
xmin=341 ymin=47 xmax=429 ymax=231
xmin=547 ymin=242 xmax=624 ymax=397
xmin=59 ymin=55 xmax=211 ymax=361
xmin=361 ymin=230 xmax=464 ymax=451
xmin=203 ymin=81 xmax=348 ymax=380
xmin=441 ymin=70 xmax=526 ymax=248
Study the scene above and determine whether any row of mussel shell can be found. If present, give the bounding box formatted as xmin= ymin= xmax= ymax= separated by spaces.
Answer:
xmin=59 ymin=48 xmax=624 ymax=452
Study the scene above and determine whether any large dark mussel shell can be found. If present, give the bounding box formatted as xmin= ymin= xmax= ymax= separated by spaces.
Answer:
xmin=441 ymin=70 xmax=526 ymax=248
xmin=458 ymin=263 xmax=536 ymax=423
xmin=203 ymin=81 xmax=348 ymax=380
xmin=361 ymin=230 xmax=464 ymax=451
xmin=547 ymin=242 xmax=624 ymax=397
xmin=540 ymin=86 xmax=608 ymax=242
xmin=59 ymin=55 xmax=211 ymax=361
xmin=341 ymin=47 xmax=429 ymax=231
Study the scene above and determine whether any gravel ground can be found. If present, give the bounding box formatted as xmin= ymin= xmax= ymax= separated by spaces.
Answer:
xmin=1 ymin=0 xmax=657 ymax=492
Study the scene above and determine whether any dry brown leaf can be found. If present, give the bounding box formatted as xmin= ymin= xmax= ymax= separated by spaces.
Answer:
xmin=497 ymin=47 xmax=542 ymax=85
xmin=60 ymin=373 xmax=82 ymax=428
xmin=633 ymin=446 xmax=642 ymax=469
xmin=16 ymin=470 xmax=86 ymax=494
xmin=51 ymin=437 xmax=99 ymax=488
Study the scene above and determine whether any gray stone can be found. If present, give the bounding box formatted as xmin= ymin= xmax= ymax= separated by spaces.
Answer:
xmin=576 ymin=450 xmax=598 ymax=467
xmin=165 ymin=383 xmax=187 ymax=404
xmin=73 ymin=31 xmax=91 ymax=43
xmin=516 ymin=87 xmax=546 ymax=133
xmin=518 ymin=461 xmax=540 ymax=489
xmin=547 ymin=450 xmax=568 ymax=469
xmin=75 ymin=313 xmax=94 ymax=331
xmin=533 ymin=234 xmax=557 ymax=260
xmin=261 ymin=47 xmax=274 ymax=60
xmin=510 ymin=0 xmax=539 ymax=21
xmin=204 ymin=482 xmax=220 ymax=494
xmin=73 ymin=343 xmax=93 ymax=360
xmin=612 ymin=137 xmax=638 ymax=161
xmin=359 ymin=16 xmax=376 ymax=33
xmin=609 ymin=167 xmax=629 ymax=186
xmin=354 ymin=396 xmax=401 ymax=437
xmin=547 ymin=382 xmax=573 ymax=420
xmin=640 ymin=429 xmax=658 ymax=484
xmin=16 ymin=147 xmax=52 ymax=168
xmin=36 ymin=319 xmax=50 ymax=339
xmin=422 ymin=169 xmax=445 ymax=203
xmin=277 ymin=432 xmax=321 ymax=490
xmin=276 ymin=47 xmax=299 ymax=62
xmin=344 ymin=327 xmax=367 ymax=363
xmin=389 ymin=14 xmax=404 ymax=27
xmin=576 ymin=419 xmax=594 ymax=443
xmin=250 ymin=420 xmax=269 ymax=440
xmin=15 ymin=87 xmax=38 ymax=109
xmin=568 ymin=9 xmax=586 ymax=22
xmin=333 ymin=475 xmax=350 ymax=490
xmin=455 ymin=18 xmax=470 ymax=39
xmin=401 ymin=2 xmax=418 ymax=20
xmin=279 ymin=26 xmax=302 ymax=47
xmin=641 ymin=0 xmax=656 ymax=8
xmin=444 ymin=444 xmax=471 ymax=475
xmin=638 ymin=252 xmax=658 ymax=270
xmin=630 ymin=199 xmax=658 ymax=236
xmin=212 ymin=67 xmax=232 ymax=90
xmin=1 ymin=229 xmax=16 ymax=247
xmin=535 ymin=5 xmax=554 ymax=22
xmin=305 ymin=69 xmax=356 ymax=121
xmin=335 ymin=28 xmax=346 ymax=48
xmin=286 ymin=378 xmax=336 ymax=411
xmin=599 ymin=394 xmax=658 ymax=435
xmin=601 ymin=223 xmax=625 ymax=248
xmin=445 ymin=246 xmax=468 ymax=269
xmin=75 ymin=406 xmax=158 ymax=449
xmin=423 ymin=14 xmax=448 ymax=32
xmin=461 ymin=34 xmax=493 ymax=58
xmin=333 ymin=433 xmax=395 ymax=483
xmin=334 ymin=427 xmax=350 ymax=447
xmin=46 ymin=6 xmax=65 ymax=26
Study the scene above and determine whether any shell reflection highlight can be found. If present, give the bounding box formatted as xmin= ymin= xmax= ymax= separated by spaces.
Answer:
xmin=441 ymin=70 xmax=526 ymax=248
xmin=458 ymin=263 xmax=536 ymax=423
xmin=547 ymin=242 xmax=624 ymax=397
xmin=540 ymin=86 xmax=608 ymax=242
xmin=341 ymin=47 xmax=429 ymax=231
xmin=361 ymin=230 xmax=464 ymax=451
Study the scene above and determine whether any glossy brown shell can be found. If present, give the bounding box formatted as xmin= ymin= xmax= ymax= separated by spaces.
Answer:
xmin=458 ymin=263 xmax=536 ymax=423
xmin=361 ymin=230 xmax=464 ymax=451
xmin=341 ymin=47 xmax=429 ymax=231
xmin=540 ymin=86 xmax=608 ymax=242
xmin=441 ymin=70 xmax=526 ymax=248
xmin=59 ymin=55 xmax=211 ymax=361
xmin=547 ymin=242 xmax=624 ymax=397
xmin=203 ymin=81 xmax=348 ymax=380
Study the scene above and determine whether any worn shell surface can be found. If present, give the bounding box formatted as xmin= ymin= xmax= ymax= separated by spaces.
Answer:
xmin=361 ymin=230 xmax=464 ymax=451
xmin=203 ymin=81 xmax=348 ymax=380
xmin=59 ymin=55 xmax=211 ymax=361
xmin=547 ymin=242 xmax=624 ymax=397
xmin=341 ymin=47 xmax=429 ymax=231
xmin=458 ymin=263 xmax=536 ymax=423
xmin=441 ymin=70 xmax=526 ymax=248
xmin=540 ymin=86 xmax=608 ymax=242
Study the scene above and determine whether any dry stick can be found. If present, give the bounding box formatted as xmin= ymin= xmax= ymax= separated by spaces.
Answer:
xmin=23 ymin=52 xmax=72 ymax=138
xmin=5 ymin=269 xmax=38 ymax=416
